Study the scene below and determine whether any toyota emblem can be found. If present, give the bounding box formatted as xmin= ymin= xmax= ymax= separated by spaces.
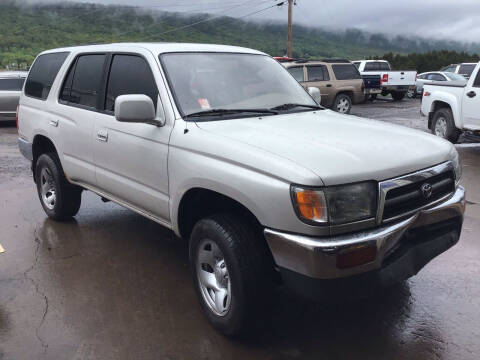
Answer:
xmin=421 ymin=183 xmax=433 ymax=199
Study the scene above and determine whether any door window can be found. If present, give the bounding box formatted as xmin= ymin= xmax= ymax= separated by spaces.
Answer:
xmin=429 ymin=73 xmax=446 ymax=81
xmin=0 ymin=78 xmax=25 ymax=91
xmin=105 ymin=55 xmax=159 ymax=111
xmin=287 ymin=67 xmax=304 ymax=82
xmin=473 ymin=71 xmax=480 ymax=88
xmin=307 ymin=65 xmax=329 ymax=81
xmin=60 ymin=54 xmax=107 ymax=109
xmin=25 ymin=52 xmax=69 ymax=100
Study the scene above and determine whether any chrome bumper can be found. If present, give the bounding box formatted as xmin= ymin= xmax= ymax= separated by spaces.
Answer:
xmin=264 ymin=186 xmax=465 ymax=280
xmin=18 ymin=137 xmax=33 ymax=161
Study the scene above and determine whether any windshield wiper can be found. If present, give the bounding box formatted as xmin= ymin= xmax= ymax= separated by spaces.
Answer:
xmin=185 ymin=108 xmax=278 ymax=118
xmin=270 ymin=103 xmax=323 ymax=111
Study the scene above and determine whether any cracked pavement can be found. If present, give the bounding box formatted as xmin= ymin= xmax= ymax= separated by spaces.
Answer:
xmin=1 ymin=98 xmax=480 ymax=359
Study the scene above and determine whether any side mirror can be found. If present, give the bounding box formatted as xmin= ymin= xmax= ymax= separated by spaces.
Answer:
xmin=115 ymin=94 xmax=162 ymax=126
xmin=307 ymin=87 xmax=321 ymax=105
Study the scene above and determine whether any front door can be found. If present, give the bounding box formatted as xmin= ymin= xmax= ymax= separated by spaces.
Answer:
xmin=93 ymin=53 xmax=172 ymax=223
xmin=462 ymin=68 xmax=480 ymax=130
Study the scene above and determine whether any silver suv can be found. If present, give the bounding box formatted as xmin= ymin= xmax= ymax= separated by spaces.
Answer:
xmin=18 ymin=43 xmax=465 ymax=335
xmin=0 ymin=71 xmax=27 ymax=122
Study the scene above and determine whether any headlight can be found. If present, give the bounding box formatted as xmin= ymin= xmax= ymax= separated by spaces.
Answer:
xmin=452 ymin=150 xmax=462 ymax=184
xmin=291 ymin=182 xmax=377 ymax=225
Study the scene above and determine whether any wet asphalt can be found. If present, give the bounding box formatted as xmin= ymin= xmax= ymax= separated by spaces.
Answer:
xmin=1 ymin=97 xmax=480 ymax=359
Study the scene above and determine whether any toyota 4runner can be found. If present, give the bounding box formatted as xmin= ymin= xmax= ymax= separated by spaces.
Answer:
xmin=18 ymin=43 xmax=465 ymax=336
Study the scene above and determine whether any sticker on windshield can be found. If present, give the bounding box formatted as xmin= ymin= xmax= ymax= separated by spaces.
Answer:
xmin=198 ymin=98 xmax=211 ymax=110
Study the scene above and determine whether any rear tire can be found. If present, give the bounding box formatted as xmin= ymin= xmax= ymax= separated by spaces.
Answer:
xmin=391 ymin=91 xmax=406 ymax=101
xmin=35 ymin=153 xmax=82 ymax=221
xmin=333 ymin=93 xmax=352 ymax=114
xmin=431 ymin=108 xmax=460 ymax=143
xmin=189 ymin=213 xmax=274 ymax=336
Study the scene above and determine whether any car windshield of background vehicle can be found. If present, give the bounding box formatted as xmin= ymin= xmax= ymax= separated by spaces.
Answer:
xmin=160 ymin=53 xmax=317 ymax=119
xmin=0 ymin=78 xmax=25 ymax=91
xmin=332 ymin=64 xmax=361 ymax=80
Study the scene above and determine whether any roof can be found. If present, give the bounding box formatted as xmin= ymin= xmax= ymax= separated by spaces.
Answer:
xmin=0 ymin=71 xmax=28 ymax=78
xmin=353 ymin=59 xmax=389 ymax=63
xmin=281 ymin=59 xmax=352 ymax=67
xmin=40 ymin=42 xmax=266 ymax=56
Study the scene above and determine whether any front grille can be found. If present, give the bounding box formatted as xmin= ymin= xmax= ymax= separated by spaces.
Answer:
xmin=382 ymin=170 xmax=455 ymax=221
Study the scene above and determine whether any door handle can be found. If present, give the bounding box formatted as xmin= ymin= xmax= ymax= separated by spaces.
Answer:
xmin=326 ymin=84 xmax=332 ymax=87
xmin=49 ymin=119 xmax=59 ymax=127
xmin=97 ymin=131 xmax=108 ymax=142
xmin=467 ymin=91 xmax=476 ymax=98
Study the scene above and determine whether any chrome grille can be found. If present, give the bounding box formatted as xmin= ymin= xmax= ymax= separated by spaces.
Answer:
xmin=378 ymin=162 xmax=455 ymax=223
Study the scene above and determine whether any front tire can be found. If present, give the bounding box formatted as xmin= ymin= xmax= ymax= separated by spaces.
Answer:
xmin=333 ymin=93 xmax=352 ymax=114
xmin=35 ymin=153 xmax=82 ymax=221
xmin=431 ymin=108 xmax=460 ymax=143
xmin=407 ymin=89 xmax=416 ymax=98
xmin=189 ymin=214 xmax=273 ymax=336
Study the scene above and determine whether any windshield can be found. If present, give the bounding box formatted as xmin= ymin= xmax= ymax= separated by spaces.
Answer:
xmin=444 ymin=73 xmax=466 ymax=81
xmin=160 ymin=53 xmax=318 ymax=119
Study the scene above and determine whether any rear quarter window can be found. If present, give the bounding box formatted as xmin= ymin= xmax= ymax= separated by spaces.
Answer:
xmin=459 ymin=64 xmax=476 ymax=77
xmin=332 ymin=64 xmax=361 ymax=80
xmin=25 ymin=52 xmax=69 ymax=100
xmin=0 ymin=78 xmax=25 ymax=91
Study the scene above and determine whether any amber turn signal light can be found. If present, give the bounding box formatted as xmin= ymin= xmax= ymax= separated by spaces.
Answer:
xmin=293 ymin=189 xmax=327 ymax=223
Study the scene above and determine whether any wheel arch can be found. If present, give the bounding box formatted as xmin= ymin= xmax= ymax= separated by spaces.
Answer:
xmin=429 ymin=100 xmax=453 ymax=129
xmin=176 ymin=187 xmax=264 ymax=241
xmin=32 ymin=134 xmax=59 ymax=180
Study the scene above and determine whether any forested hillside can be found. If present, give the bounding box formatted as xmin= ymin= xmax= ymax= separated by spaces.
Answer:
xmin=1 ymin=1 xmax=479 ymax=70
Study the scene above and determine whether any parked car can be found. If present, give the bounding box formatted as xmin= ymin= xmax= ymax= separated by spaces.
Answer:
xmin=282 ymin=59 xmax=365 ymax=114
xmin=441 ymin=63 xmax=477 ymax=79
xmin=353 ymin=60 xmax=417 ymax=101
xmin=410 ymin=72 xmax=466 ymax=98
xmin=421 ymin=61 xmax=480 ymax=143
xmin=18 ymin=43 xmax=465 ymax=336
xmin=0 ymin=71 xmax=28 ymax=122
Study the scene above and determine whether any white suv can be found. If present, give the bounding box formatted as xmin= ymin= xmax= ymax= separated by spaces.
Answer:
xmin=18 ymin=43 xmax=465 ymax=335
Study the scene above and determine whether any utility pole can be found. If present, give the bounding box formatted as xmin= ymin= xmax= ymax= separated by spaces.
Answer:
xmin=286 ymin=0 xmax=293 ymax=58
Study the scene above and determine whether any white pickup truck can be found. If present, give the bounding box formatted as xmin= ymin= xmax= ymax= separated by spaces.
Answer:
xmin=421 ymin=61 xmax=480 ymax=143
xmin=353 ymin=60 xmax=417 ymax=101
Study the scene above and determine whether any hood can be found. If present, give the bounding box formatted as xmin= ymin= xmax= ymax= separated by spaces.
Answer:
xmin=195 ymin=110 xmax=455 ymax=186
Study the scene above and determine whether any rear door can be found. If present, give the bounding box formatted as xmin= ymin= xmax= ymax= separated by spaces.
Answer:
xmin=462 ymin=67 xmax=480 ymax=130
xmin=305 ymin=65 xmax=332 ymax=106
xmin=57 ymin=53 xmax=108 ymax=186
xmin=93 ymin=52 xmax=171 ymax=222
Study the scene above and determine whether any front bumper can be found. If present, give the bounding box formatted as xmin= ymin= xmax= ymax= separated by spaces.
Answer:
xmin=264 ymin=186 xmax=465 ymax=283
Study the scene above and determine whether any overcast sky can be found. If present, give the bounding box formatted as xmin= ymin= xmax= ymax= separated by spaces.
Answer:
xmin=27 ymin=0 xmax=480 ymax=42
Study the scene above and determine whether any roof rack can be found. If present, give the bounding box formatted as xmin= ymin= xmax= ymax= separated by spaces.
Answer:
xmin=320 ymin=58 xmax=351 ymax=63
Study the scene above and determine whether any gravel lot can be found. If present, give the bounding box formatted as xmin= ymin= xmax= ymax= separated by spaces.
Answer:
xmin=1 ymin=99 xmax=479 ymax=360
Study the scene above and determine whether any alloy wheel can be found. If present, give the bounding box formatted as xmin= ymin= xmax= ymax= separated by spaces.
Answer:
xmin=435 ymin=117 xmax=448 ymax=138
xmin=336 ymin=98 xmax=350 ymax=113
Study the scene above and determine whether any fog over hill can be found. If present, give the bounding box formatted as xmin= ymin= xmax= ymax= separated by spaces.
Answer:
xmin=1 ymin=0 xmax=480 ymax=69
